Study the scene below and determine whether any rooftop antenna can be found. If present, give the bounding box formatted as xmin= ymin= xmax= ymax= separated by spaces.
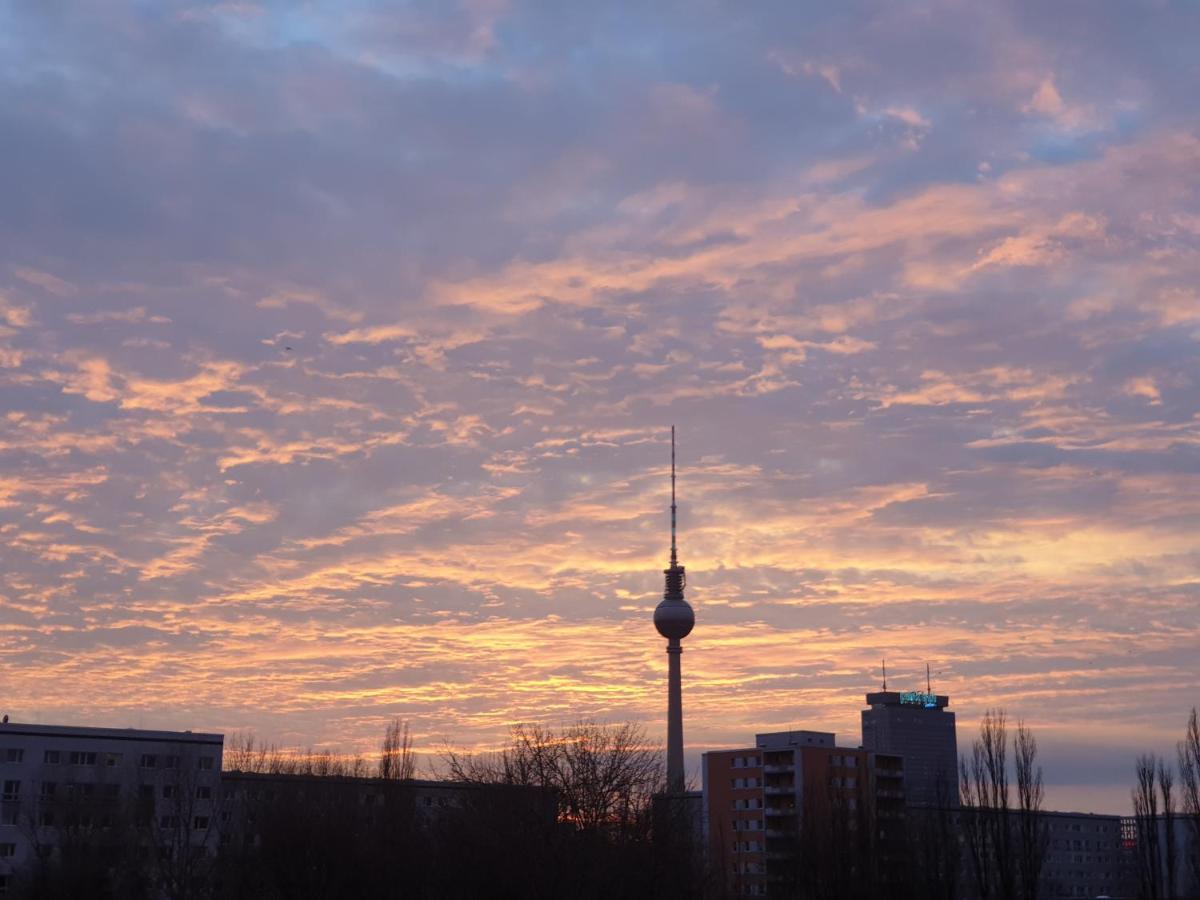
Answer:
xmin=882 ymin=659 xmax=887 ymax=691
xmin=926 ymin=662 xmax=932 ymax=695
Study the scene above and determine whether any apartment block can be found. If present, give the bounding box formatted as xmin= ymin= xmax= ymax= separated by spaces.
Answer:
xmin=0 ymin=721 xmax=224 ymax=895
xmin=702 ymin=730 xmax=906 ymax=897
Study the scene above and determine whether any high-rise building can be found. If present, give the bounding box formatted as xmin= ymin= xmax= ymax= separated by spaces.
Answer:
xmin=861 ymin=689 xmax=958 ymax=808
xmin=654 ymin=427 xmax=694 ymax=795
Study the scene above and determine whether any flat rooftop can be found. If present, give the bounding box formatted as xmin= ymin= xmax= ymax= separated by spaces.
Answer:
xmin=755 ymin=730 xmax=835 ymax=749
xmin=864 ymin=691 xmax=950 ymax=709
xmin=0 ymin=721 xmax=224 ymax=745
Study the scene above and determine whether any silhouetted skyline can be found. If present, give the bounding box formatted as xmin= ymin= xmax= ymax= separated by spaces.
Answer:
xmin=1 ymin=2 xmax=1198 ymax=816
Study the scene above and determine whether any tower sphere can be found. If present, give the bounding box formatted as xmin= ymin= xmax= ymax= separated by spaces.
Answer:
xmin=654 ymin=596 xmax=694 ymax=641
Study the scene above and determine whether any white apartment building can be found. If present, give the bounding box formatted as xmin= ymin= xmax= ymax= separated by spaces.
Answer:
xmin=0 ymin=721 xmax=224 ymax=895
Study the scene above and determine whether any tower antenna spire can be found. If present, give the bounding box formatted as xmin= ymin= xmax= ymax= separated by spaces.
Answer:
xmin=882 ymin=658 xmax=887 ymax=691
xmin=670 ymin=425 xmax=677 ymax=568
xmin=926 ymin=662 xmax=932 ymax=695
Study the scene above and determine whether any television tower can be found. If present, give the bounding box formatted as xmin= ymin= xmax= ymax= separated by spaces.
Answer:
xmin=654 ymin=426 xmax=694 ymax=794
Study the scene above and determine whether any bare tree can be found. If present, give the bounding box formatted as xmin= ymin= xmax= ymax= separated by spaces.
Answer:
xmin=961 ymin=709 xmax=1016 ymax=900
xmin=442 ymin=720 xmax=665 ymax=835
xmin=223 ymin=732 xmax=369 ymax=778
xmin=379 ymin=718 xmax=417 ymax=781
xmin=1158 ymin=759 xmax=1177 ymax=900
xmin=1014 ymin=721 xmax=1047 ymax=900
xmin=126 ymin=743 xmax=224 ymax=900
xmin=1177 ymin=709 xmax=1200 ymax=897
xmin=1134 ymin=754 xmax=1163 ymax=900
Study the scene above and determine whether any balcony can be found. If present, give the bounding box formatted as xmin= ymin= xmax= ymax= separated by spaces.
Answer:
xmin=763 ymin=764 xmax=794 ymax=774
xmin=764 ymin=785 xmax=793 ymax=796
xmin=764 ymin=806 xmax=796 ymax=817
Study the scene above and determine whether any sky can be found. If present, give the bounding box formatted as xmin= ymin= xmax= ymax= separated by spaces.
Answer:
xmin=1 ymin=0 xmax=1198 ymax=815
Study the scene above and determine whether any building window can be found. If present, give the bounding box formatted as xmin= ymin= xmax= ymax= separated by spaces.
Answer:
xmin=163 ymin=785 xmax=177 ymax=799
xmin=0 ymin=843 xmax=14 ymax=858
xmin=68 ymin=751 xmax=97 ymax=766
xmin=197 ymin=756 xmax=214 ymax=771
xmin=140 ymin=754 xmax=157 ymax=769
xmin=38 ymin=810 xmax=53 ymax=827
xmin=164 ymin=756 xmax=179 ymax=769
xmin=193 ymin=815 xmax=209 ymax=830
xmin=43 ymin=751 xmax=59 ymax=765
xmin=65 ymin=782 xmax=94 ymax=800
xmin=0 ymin=808 xmax=17 ymax=826
xmin=195 ymin=786 xmax=212 ymax=800
xmin=40 ymin=782 xmax=56 ymax=798
xmin=103 ymin=753 xmax=122 ymax=767
xmin=0 ymin=873 xmax=11 ymax=895
xmin=2 ymin=750 xmax=22 ymax=764
xmin=1 ymin=781 xmax=19 ymax=801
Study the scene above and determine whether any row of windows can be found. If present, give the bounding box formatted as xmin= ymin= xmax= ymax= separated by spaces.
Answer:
xmin=733 ymin=797 xmax=763 ymax=810
xmin=1050 ymin=820 xmax=1113 ymax=833
xmin=828 ymin=754 xmax=860 ymax=768
xmin=731 ymin=777 xmax=759 ymax=789
xmin=1051 ymin=838 xmax=1114 ymax=851
xmin=3 ymin=781 xmax=214 ymax=802
xmin=10 ymin=810 xmax=216 ymax=830
xmin=731 ymin=818 xmax=762 ymax=831
xmin=3 ymin=749 xmax=214 ymax=770
xmin=731 ymin=840 xmax=761 ymax=853
xmin=732 ymin=861 xmax=764 ymax=875
xmin=731 ymin=756 xmax=760 ymax=768
xmin=159 ymin=815 xmax=209 ymax=830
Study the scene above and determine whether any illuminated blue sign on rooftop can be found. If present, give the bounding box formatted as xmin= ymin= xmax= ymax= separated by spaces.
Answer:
xmin=899 ymin=691 xmax=938 ymax=708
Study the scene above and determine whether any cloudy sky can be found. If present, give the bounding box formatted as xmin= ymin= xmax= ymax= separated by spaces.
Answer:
xmin=2 ymin=0 xmax=1198 ymax=813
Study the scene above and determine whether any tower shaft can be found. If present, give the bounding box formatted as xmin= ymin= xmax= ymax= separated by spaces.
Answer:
xmin=666 ymin=638 xmax=684 ymax=793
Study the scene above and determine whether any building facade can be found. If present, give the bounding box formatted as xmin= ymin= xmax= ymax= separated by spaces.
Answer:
xmin=0 ymin=721 xmax=224 ymax=895
xmin=702 ymin=730 xmax=906 ymax=897
xmin=861 ymin=690 xmax=958 ymax=808
xmin=1041 ymin=811 xmax=1129 ymax=899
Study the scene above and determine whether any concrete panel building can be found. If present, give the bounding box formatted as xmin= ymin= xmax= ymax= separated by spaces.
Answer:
xmin=0 ymin=721 xmax=224 ymax=895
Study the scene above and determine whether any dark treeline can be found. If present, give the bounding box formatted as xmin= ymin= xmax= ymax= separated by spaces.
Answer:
xmin=10 ymin=719 xmax=711 ymax=900
xmin=1129 ymin=707 xmax=1200 ymax=900
xmin=12 ymin=711 xmax=1200 ymax=899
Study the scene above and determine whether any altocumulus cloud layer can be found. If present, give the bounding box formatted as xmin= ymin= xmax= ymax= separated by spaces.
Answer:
xmin=1 ymin=0 xmax=1198 ymax=812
